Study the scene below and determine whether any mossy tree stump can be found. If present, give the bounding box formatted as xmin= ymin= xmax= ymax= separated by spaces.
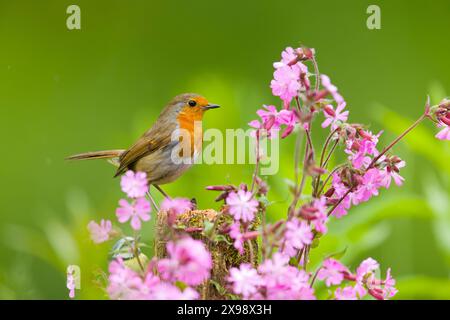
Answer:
xmin=155 ymin=209 xmax=258 ymax=299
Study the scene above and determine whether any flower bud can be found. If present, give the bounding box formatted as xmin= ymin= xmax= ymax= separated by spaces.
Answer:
xmin=324 ymin=187 xmax=335 ymax=198
xmin=299 ymin=205 xmax=318 ymax=220
xmin=323 ymin=105 xmax=336 ymax=117
xmin=255 ymin=176 xmax=269 ymax=196
xmin=357 ymin=128 xmax=373 ymax=141
xmin=206 ymin=185 xmax=234 ymax=191
xmin=440 ymin=113 xmax=450 ymax=126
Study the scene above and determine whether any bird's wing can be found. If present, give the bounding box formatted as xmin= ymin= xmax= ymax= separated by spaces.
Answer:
xmin=114 ymin=121 xmax=176 ymax=177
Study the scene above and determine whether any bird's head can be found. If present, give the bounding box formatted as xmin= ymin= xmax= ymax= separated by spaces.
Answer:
xmin=168 ymin=93 xmax=220 ymax=122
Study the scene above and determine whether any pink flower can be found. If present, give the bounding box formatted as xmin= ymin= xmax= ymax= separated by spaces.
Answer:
xmin=311 ymin=196 xmax=329 ymax=234
xmin=149 ymin=283 xmax=199 ymax=300
xmin=296 ymin=287 xmax=316 ymax=300
xmin=228 ymin=264 xmax=262 ymax=298
xmin=273 ymin=47 xmax=311 ymax=92
xmin=273 ymin=47 xmax=298 ymax=68
xmin=435 ymin=123 xmax=450 ymax=140
xmin=257 ymin=253 xmax=315 ymax=300
xmin=320 ymin=74 xmax=345 ymax=105
xmin=321 ymin=103 xmax=349 ymax=130
xmin=227 ymin=253 xmax=316 ymax=300
xmin=256 ymin=105 xmax=282 ymax=129
xmin=258 ymin=252 xmax=291 ymax=285
xmin=354 ymin=257 xmax=379 ymax=297
xmin=330 ymin=173 xmax=353 ymax=218
xmin=116 ymin=197 xmax=151 ymax=230
xmin=356 ymin=258 xmax=379 ymax=280
xmin=335 ymin=286 xmax=358 ymax=300
xmin=332 ymin=195 xmax=352 ymax=218
xmin=317 ymin=258 xmax=348 ymax=287
xmin=279 ymin=109 xmax=298 ymax=138
xmin=379 ymin=160 xmax=406 ymax=188
xmin=160 ymin=197 xmax=192 ymax=216
xmin=382 ymin=268 xmax=398 ymax=299
xmin=107 ymin=258 xmax=201 ymax=300
xmin=107 ymin=258 xmax=144 ymax=300
xmin=265 ymin=106 xmax=296 ymax=128
xmin=353 ymin=168 xmax=382 ymax=204
xmin=157 ymin=237 xmax=212 ymax=286
xmin=354 ymin=258 xmax=398 ymax=299
xmin=121 ymin=170 xmax=148 ymax=198
xmin=87 ymin=219 xmax=113 ymax=244
xmin=282 ymin=218 xmax=313 ymax=257
xmin=229 ymin=222 xmax=244 ymax=254
xmin=345 ymin=131 xmax=381 ymax=169
xmin=270 ymin=65 xmax=301 ymax=104
xmin=249 ymin=105 xmax=297 ymax=138
xmin=226 ymin=190 xmax=259 ymax=223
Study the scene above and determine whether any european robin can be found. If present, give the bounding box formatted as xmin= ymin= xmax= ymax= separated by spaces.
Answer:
xmin=66 ymin=93 xmax=220 ymax=196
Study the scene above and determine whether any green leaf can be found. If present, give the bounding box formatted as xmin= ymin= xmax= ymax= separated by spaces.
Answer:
xmin=214 ymin=234 xmax=232 ymax=245
xmin=326 ymin=247 xmax=348 ymax=260
xmin=203 ymin=220 xmax=215 ymax=237
xmin=210 ymin=279 xmax=229 ymax=296
xmin=175 ymin=281 xmax=187 ymax=291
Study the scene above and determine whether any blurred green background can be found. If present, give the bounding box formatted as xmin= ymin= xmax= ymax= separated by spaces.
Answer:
xmin=0 ymin=0 xmax=449 ymax=299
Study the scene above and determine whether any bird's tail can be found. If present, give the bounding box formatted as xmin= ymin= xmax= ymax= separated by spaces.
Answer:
xmin=65 ymin=149 xmax=125 ymax=164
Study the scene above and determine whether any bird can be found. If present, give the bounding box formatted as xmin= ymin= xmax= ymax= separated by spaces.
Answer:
xmin=66 ymin=93 xmax=220 ymax=200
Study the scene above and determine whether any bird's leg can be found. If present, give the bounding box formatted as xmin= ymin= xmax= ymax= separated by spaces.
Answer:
xmin=154 ymin=185 xmax=170 ymax=199
xmin=146 ymin=188 xmax=160 ymax=212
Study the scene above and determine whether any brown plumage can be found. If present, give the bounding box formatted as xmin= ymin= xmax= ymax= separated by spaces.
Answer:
xmin=66 ymin=93 xmax=219 ymax=186
xmin=65 ymin=149 xmax=125 ymax=161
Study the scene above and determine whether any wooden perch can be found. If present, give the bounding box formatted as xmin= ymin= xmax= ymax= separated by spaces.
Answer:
xmin=155 ymin=209 xmax=258 ymax=299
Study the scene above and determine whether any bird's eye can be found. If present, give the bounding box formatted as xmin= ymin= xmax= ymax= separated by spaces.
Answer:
xmin=188 ymin=100 xmax=197 ymax=107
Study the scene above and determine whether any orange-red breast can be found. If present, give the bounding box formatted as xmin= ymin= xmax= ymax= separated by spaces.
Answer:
xmin=66 ymin=93 xmax=219 ymax=189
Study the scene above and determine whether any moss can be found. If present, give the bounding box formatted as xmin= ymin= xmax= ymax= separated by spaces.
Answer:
xmin=155 ymin=209 xmax=259 ymax=299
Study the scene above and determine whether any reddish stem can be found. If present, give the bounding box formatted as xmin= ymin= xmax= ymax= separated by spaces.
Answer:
xmin=327 ymin=188 xmax=353 ymax=217
xmin=368 ymin=114 xmax=426 ymax=168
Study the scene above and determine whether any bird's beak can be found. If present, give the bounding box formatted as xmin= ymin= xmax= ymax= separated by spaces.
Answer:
xmin=203 ymin=103 xmax=220 ymax=110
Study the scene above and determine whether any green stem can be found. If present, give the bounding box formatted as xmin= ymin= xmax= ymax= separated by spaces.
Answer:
xmin=250 ymin=130 xmax=261 ymax=192
xmin=313 ymin=129 xmax=339 ymax=197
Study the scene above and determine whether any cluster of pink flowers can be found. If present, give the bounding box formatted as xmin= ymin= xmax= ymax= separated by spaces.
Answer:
xmin=222 ymin=45 xmax=449 ymax=300
xmin=86 ymin=171 xmax=153 ymax=245
xmin=107 ymin=258 xmax=199 ymax=300
xmin=227 ymin=254 xmax=397 ymax=300
xmin=271 ymin=47 xmax=311 ymax=106
xmin=80 ymin=45 xmax=448 ymax=301
xmin=107 ymin=237 xmax=211 ymax=300
xmin=317 ymin=257 xmax=397 ymax=300
xmin=228 ymin=253 xmax=315 ymax=300
xmin=327 ymin=152 xmax=406 ymax=218
xmin=83 ymin=169 xmax=205 ymax=299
